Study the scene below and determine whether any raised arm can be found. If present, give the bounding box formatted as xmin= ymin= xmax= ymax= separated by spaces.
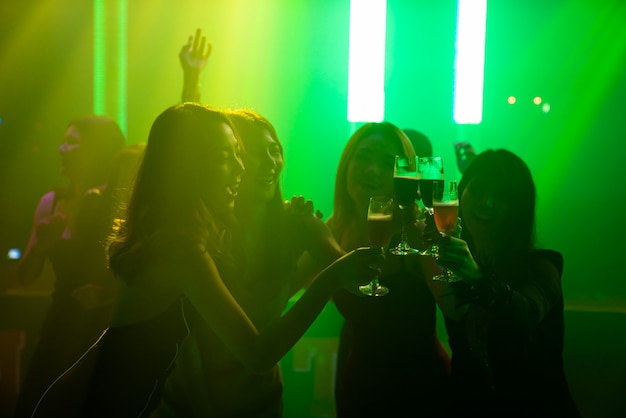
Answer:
xmin=17 ymin=191 xmax=65 ymax=285
xmin=179 ymin=28 xmax=212 ymax=103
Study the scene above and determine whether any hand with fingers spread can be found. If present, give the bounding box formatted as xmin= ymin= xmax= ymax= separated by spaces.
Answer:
xmin=180 ymin=28 xmax=212 ymax=102
xmin=179 ymin=28 xmax=212 ymax=75
xmin=284 ymin=195 xmax=324 ymax=219
xmin=284 ymin=195 xmax=314 ymax=216
xmin=285 ymin=195 xmax=345 ymax=267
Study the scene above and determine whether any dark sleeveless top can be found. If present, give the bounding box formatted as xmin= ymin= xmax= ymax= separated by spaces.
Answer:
xmin=333 ymin=249 xmax=450 ymax=417
xmin=32 ymin=297 xmax=196 ymax=418
xmin=155 ymin=235 xmax=296 ymax=418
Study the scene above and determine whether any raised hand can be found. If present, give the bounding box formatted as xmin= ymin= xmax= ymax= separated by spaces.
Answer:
xmin=284 ymin=195 xmax=314 ymax=216
xmin=180 ymin=28 xmax=212 ymax=102
xmin=179 ymin=28 xmax=212 ymax=75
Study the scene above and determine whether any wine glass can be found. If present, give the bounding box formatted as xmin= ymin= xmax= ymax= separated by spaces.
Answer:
xmin=417 ymin=156 xmax=444 ymax=215
xmin=431 ymin=180 xmax=460 ymax=282
xmin=359 ymin=196 xmax=394 ymax=296
xmin=390 ymin=155 xmax=420 ymax=256
xmin=417 ymin=156 xmax=444 ymax=256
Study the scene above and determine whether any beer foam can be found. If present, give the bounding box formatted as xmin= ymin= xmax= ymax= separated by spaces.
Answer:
xmin=368 ymin=214 xmax=393 ymax=221
xmin=433 ymin=201 xmax=459 ymax=207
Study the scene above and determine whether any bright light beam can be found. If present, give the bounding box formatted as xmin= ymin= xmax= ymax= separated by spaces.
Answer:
xmin=347 ymin=0 xmax=387 ymax=123
xmin=117 ymin=0 xmax=127 ymax=135
xmin=453 ymin=0 xmax=487 ymax=124
xmin=93 ymin=0 xmax=106 ymax=115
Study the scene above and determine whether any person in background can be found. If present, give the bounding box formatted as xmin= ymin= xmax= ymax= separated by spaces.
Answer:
xmin=403 ymin=128 xmax=433 ymax=158
xmin=435 ymin=149 xmax=580 ymax=417
xmin=14 ymin=115 xmax=126 ymax=418
xmin=454 ymin=141 xmax=477 ymax=174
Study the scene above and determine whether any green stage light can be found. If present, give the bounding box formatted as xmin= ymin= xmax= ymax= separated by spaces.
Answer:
xmin=93 ymin=0 xmax=106 ymax=115
xmin=93 ymin=0 xmax=127 ymax=135
xmin=116 ymin=0 xmax=127 ymax=135
xmin=347 ymin=0 xmax=387 ymax=123
xmin=453 ymin=0 xmax=487 ymax=124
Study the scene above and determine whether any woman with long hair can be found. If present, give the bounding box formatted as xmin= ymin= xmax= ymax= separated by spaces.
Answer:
xmin=436 ymin=149 xmax=580 ymax=417
xmin=14 ymin=115 xmax=126 ymax=418
xmin=155 ymin=107 xmax=344 ymax=417
xmin=319 ymin=122 xmax=451 ymax=417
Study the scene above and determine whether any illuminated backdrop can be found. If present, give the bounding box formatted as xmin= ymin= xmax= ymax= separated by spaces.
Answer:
xmin=0 ymin=0 xmax=625 ymax=363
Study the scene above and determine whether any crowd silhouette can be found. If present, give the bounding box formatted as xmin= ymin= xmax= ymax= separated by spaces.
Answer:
xmin=2 ymin=27 xmax=581 ymax=418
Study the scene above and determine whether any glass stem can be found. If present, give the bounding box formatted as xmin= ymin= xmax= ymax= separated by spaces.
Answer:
xmin=400 ymin=206 xmax=411 ymax=251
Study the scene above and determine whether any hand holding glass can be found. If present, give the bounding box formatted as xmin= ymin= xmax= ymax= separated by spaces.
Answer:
xmin=360 ymin=196 xmax=393 ymax=296
xmin=431 ymin=180 xmax=460 ymax=282
xmin=390 ymin=156 xmax=419 ymax=256
xmin=418 ymin=156 xmax=444 ymax=215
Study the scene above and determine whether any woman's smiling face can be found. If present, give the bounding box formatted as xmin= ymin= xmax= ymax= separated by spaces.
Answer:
xmin=460 ymin=177 xmax=508 ymax=250
xmin=238 ymin=127 xmax=283 ymax=203
xmin=205 ymin=122 xmax=245 ymax=216
xmin=346 ymin=134 xmax=400 ymax=213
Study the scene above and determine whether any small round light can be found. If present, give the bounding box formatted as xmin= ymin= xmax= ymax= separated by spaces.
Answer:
xmin=7 ymin=248 xmax=21 ymax=260
xmin=507 ymin=96 xmax=516 ymax=104
xmin=533 ymin=96 xmax=542 ymax=105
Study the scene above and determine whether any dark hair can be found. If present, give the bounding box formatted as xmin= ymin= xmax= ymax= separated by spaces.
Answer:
xmin=224 ymin=109 xmax=300 ymax=283
xmin=108 ymin=103 xmax=238 ymax=280
xmin=227 ymin=109 xmax=280 ymax=153
xmin=458 ymin=149 xmax=536 ymax=266
xmin=332 ymin=122 xmax=415 ymax=239
xmin=403 ymin=128 xmax=432 ymax=157
xmin=226 ymin=108 xmax=284 ymax=211
xmin=66 ymin=115 xmax=127 ymax=186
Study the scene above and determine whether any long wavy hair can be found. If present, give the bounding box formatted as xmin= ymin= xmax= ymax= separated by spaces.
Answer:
xmin=108 ymin=103 xmax=239 ymax=280
xmin=225 ymin=109 xmax=300 ymax=282
xmin=458 ymin=148 xmax=536 ymax=270
xmin=332 ymin=122 xmax=416 ymax=240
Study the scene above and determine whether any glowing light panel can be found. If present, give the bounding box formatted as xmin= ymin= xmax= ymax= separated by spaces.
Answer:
xmin=453 ymin=0 xmax=487 ymax=124
xmin=117 ymin=0 xmax=127 ymax=134
xmin=93 ymin=0 xmax=106 ymax=115
xmin=347 ymin=0 xmax=387 ymax=123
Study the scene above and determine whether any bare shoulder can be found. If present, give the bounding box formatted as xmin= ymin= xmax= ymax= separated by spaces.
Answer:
xmin=38 ymin=190 xmax=56 ymax=209
xmin=32 ymin=191 xmax=56 ymax=218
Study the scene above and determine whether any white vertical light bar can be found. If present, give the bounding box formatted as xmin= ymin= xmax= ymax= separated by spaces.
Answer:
xmin=117 ymin=0 xmax=127 ymax=135
xmin=93 ymin=0 xmax=106 ymax=115
xmin=347 ymin=0 xmax=387 ymax=123
xmin=453 ymin=0 xmax=487 ymax=124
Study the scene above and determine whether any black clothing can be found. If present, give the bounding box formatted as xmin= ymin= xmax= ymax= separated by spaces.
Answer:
xmin=443 ymin=250 xmax=580 ymax=417
xmin=32 ymin=297 xmax=195 ymax=417
xmin=333 ymin=251 xmax=450 ymax=417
